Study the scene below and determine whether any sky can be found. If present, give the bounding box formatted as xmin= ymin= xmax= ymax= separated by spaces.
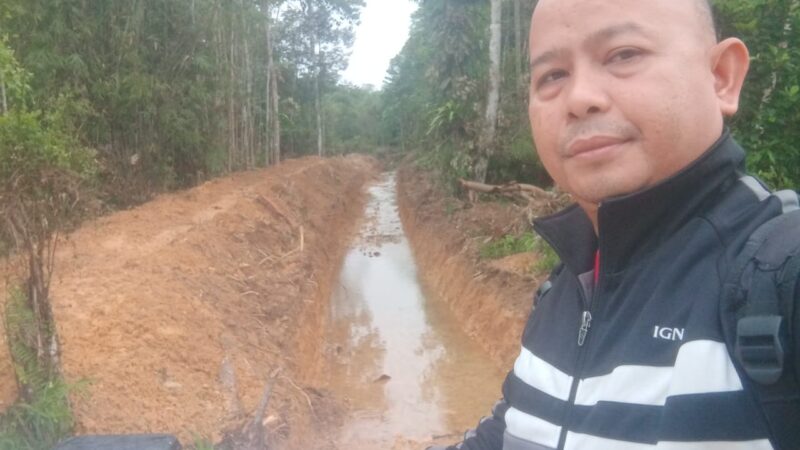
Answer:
xmin=342 ymin=0 xmax=418 ymax=89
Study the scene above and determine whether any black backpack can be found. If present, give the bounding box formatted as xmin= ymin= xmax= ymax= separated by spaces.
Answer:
xmin=720 ymin=208 xmax=800 ymax=450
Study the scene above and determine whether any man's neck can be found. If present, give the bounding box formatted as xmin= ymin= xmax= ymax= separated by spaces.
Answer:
xmin=579 ymin=200 xmax=599 ymax=235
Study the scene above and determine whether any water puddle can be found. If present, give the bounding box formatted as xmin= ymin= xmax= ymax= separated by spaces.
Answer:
xmin=326 ymin=172 xmax=505 ymax=448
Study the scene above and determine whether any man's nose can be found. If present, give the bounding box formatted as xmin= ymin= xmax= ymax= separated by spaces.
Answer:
xmin=565 ymin=68 xmax=610 ymax=119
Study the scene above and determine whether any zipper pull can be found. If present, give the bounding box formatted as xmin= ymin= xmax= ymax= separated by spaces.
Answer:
xmin=578 ymin=311 xmax=592 ymax=346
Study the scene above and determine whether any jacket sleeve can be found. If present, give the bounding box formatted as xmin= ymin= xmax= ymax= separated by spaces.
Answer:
xmin=430 ymin=398 xmax=508 ymax=450
xmin=793 ymin=273 xmax=800 ymax=379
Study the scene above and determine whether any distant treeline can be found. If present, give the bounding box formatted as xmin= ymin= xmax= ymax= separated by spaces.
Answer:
xmin=381 ymin=0 xmax=800 ymax=190
xmin=0 ymin=0 xmax=797 ymax=211
xmin=0 ymin=0 xmax=372 ymax=207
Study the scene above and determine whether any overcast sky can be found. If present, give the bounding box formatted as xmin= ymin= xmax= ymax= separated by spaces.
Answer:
xmin=342 ymin=0 xmax=418 ymax=89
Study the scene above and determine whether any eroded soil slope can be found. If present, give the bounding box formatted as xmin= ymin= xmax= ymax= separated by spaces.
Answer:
xmin=3 ymin=155 xmax=377 ymax=447
xmin=397 ymin=166 xmax=546 ymax=369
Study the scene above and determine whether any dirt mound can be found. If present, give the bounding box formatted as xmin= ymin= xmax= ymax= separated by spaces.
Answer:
xmin=2 ymin=155 xmax=377 ymax=447
xmin=397 ymin=167 xmax=546 ymax=368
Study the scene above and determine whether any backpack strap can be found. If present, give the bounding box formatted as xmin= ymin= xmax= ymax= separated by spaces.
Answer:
xmin=734 ymin=210 xmax=800 ymax=383
xmin=721 ymin=209 xmax=800 ymax=450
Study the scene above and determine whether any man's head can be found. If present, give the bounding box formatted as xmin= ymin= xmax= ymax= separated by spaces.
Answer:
xmin=528 ymin=0 xmax=750 ymax=220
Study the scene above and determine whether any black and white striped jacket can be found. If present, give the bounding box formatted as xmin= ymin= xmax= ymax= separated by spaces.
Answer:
xmin=449 ymin=132 xmax=800 ymax=450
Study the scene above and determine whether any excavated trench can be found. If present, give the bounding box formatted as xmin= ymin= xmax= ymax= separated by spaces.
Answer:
xmin=325 ymin=173 xmax=505 ymax=449
xmin=0 ymin=158 xmax=515 ymax=450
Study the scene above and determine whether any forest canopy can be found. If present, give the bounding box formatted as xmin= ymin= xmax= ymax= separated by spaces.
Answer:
xmin=0 ymin=0 xmax=797 ymax=209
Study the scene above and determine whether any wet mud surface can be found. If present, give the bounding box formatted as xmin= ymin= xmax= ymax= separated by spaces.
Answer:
xmin=326 ymin=173 xmax=505 ymax=449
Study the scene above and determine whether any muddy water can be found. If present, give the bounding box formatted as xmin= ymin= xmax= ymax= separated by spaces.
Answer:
xmin=326 ymin=172 xmax=506 ymax=448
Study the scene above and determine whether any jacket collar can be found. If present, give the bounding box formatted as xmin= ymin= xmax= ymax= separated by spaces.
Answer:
xmin=533 ymin=130 xmax=745 ymax=277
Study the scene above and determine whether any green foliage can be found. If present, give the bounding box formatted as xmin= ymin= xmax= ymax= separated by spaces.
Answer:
xmin=413 ymin=142 xmax=473 ymax=195
xmin=444 ymin=198 xmax=460 ymax=217
xmin=189 ymin=433 xmax=215 ymax=450
xmin=323 ymin=84 xmax=383 ymax=154
xmin=0 ymin=111 xmax=95 ymax=181
xmin=713 ymin=0 xmax=800 ymax=188
xmin=479 ymin=232 xmax=560 ymax=276
xmin=0 ymin=0 xmax=365 ymax=205
xmin=0 ymin=288 xmax=78 ymax=450
xmin=0 ymin=379 xmax=74 ymax=450
xmin=480 ymin=232 xmax=536 ymax=259
xmin=486 ymin=131 xmax=549 ymax=186
xmin=382 ymin=0 xmax=547 ymax=186
xmin=532 ymin=236 xmax=560 ymax=276
xmin=0 ymin=37 xmax=31 ymax=110
xmin=386 ymin=0 xmax=800 ymax=192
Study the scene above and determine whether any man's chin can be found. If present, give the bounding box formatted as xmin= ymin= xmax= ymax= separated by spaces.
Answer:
xmin=570 ymin=180 xmax=647 ymax=206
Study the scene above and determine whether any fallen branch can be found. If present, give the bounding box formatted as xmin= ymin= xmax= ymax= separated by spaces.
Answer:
xmin=218 ymin=368 xmax=282 ymax=450
xmin=459 ymin=179 xmax=554 ymax=199
xmin=459 ymin=178 xmax=572 ymax=218
xmin=256 ymin=195 xmax=298 ymax=229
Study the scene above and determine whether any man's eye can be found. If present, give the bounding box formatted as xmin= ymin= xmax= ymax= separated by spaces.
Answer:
xmin=538 ymin=70 xmax=568 ymax=87
xmin=607 ymin=48 xmax=641 ymax=64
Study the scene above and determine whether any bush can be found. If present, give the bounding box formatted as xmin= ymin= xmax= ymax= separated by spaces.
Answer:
xmin=0 ymin=288 xmax=78 ymax=450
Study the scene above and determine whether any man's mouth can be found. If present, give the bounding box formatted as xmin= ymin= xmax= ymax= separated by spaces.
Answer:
xmin=566 ymin=136 xmax=630 ymax=158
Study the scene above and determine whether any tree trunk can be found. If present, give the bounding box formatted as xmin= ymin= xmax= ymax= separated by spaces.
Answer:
xmin=0 ymin=74 xmax=7 ymax=115
xmin=264 ymin=6 xmax=272 ymax=166
xmin=243 ymin=26 xmax=254 ymax=169
xmin=270 ymin=56 xmax=281 ymax=165
xmin=228 ymin=25 xmax=236 ymax=172
xmin=314 ymin=36 xmax=324 ymax=157
xmin=315 ymin=71 xmax=323 ymax=156
xmin=475 ymin=0 xmax=502 ymax=183
xmin=265 ymin=5 xmax=280 ymax=165
xmin=514 ymin=0 xmax=522 ymax=85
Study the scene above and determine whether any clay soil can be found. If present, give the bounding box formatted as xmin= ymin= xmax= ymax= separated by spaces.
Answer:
xmin=1 ymin=155 xmax=378 ymax=449
xmin=0 ymin=155 xmax=553 ymax=450
xmin=397 ymin=166 xmax=548 ymax=369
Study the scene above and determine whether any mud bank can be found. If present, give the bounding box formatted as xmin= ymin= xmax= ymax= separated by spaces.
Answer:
xmin=396 ymin=167 xmax=542 ymax=369
xmin=2 ymin=155 xmax=377 ymax=447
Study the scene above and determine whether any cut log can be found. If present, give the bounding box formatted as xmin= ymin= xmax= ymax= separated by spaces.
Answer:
xmin=458 ymin=179 xmax=555 ymax=199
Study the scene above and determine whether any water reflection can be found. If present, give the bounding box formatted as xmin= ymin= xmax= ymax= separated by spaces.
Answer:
xmin=327 ymin=172 xmax=505 ymax=447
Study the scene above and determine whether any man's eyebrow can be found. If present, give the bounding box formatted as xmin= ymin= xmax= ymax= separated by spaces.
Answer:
xmin=529 ymin=49 xmax=567 ymax=74
xmin=529 ymin=22 xmax=651 ymax=73
xmin=588 ymin=22 xmax=651 ymax=44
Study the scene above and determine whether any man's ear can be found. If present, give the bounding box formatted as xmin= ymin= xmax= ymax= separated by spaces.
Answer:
xmin=710 ymin=37 xmax=750 ymax=116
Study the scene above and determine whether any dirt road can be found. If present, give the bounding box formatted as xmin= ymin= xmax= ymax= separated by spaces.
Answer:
xmin=9 ymin=156 xmax=376 ymax=448
xmin=0 ymin=156 xmax=542 ymax=449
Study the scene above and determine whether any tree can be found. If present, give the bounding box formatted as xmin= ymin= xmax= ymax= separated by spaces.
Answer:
xmin=280 ymin=0 xmax=363 ymax=156
xmin=0 ymin=39 xmax=95 ymax=413
xmin=475 ymin=0 xmax=502 ymax=183
xmin=264 ymin=2 xmax=281 ymax=165
xmin=381 ymin=0 xmax=545 ymax=187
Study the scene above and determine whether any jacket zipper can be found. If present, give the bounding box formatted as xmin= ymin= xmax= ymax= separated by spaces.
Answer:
xmin=556 ymin=272 xmax=596 ymax=449
xmin=578 ymin=311 xmax=593 ymax=346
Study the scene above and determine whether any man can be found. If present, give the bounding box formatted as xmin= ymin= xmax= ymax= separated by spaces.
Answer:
xmin=434 ymin=0 xmax=799 ymax=449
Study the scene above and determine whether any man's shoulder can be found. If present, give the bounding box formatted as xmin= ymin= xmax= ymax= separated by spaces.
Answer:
xmin=704 ymin=174 xmax=800 ymax=246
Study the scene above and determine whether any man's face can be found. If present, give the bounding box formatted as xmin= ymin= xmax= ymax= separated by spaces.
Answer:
xmin=528 ymin=0 xmax=727 ymax=208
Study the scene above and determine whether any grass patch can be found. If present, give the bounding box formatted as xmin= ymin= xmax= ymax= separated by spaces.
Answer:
xmin=443 ymin=199 xmax=459 ymax=217
xmin=0 ymin=287 xmax=77 ymax=450
xmin=479 ymin=232 xmax=560 ymax=276
xmin=190 ymin=433 xmax=215 ymax=450
xmin=480 ymin=232 xmax=536 ymax=259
